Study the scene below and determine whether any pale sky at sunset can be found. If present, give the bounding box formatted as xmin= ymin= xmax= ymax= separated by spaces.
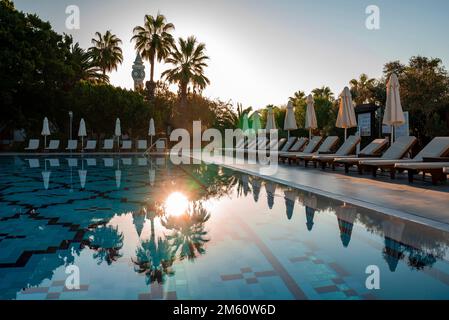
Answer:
xmin=14 ymin=0 xmax=449 ymax=109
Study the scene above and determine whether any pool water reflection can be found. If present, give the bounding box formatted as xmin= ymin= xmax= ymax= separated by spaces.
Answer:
xmin=0 ymin=156 xmax=448 ymax=300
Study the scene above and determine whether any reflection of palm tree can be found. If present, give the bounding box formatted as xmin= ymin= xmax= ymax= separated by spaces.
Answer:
xmin=162 ymin=202 xmax=210 ymax=261
xmin=86 ymin=225 xmax=124 ymax=265
xmin=133 ymin=237 xmax=175 ymax=284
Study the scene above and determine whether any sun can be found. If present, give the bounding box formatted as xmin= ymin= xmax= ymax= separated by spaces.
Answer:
xmin=164 ymin=192 xmax=189 ymax=217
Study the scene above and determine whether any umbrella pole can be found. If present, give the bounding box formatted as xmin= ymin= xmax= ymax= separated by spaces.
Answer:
xmin=391 ymin=125 xmax=394 ymax=144
xmin=344 ymin=128 xmax=347 ymax=141
xmin=287 ymin=131 xmax=290 ymax=139
xmin=44 ymin=136 xmax=46 ymax=149
xmin=309 ymin=129 xmax=312 ymax=140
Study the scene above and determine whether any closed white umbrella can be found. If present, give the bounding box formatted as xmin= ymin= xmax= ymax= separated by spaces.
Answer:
xmin=305 ymin=95 xmax=318 ymax=139
xmin=115 ymin=118 xmax=121 ymax=149
xmin=265 ymin=107 xmax=277 ymax=131
xmin=242 ymin=113 xmax=249 ymax=135
xmin=336 ymin=87 xmax=357 ymax=140
xmin=149 ymin=118 xmax=155 ymax=148
xmin=78 ymin=170 xmax=87 ymax=189
xmin=41 ymin=117 xmax=50 ymax=148
xmin=383 ymin=74 xmax=405 ymax=143
xmin=149 ymin=168 xmax=155 ymax=186
xmin=265 ymin=182 xmax=277 ymax=210
xmin=284 ymin=101 xmax=297 ymax=139
xmin=42 ymin=171 xmax=51 ymax=190
xmin=251 ymin=111 xmax=262 ymax=135
xmin=284 ymin=190 xmax=297 ymax=220
xmin=78 ymin=118 xmax=87 ymax=150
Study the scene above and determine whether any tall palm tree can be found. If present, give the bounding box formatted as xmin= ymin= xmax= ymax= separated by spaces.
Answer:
xmin=312 ymin=86 xmax=334 ymax=101
xmin=349 ymin=74 xmax=376 ymax=104
xmin=89 ymin=30 xmax=123 ymax=79
xmin=132 ymin=13 xmax=175 ymax=98
xmin=70 ymin=43 xmax=108 ymax=83
xmin=162 ymin=36 xmax=210 ymax=107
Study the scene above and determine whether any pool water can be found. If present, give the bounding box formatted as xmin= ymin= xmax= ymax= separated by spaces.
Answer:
xmin=0 ymin=156 xmax=448 ymax=300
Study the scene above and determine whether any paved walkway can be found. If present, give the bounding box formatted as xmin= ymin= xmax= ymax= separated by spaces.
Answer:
xmin=203 ymin=155 xmax=449 ymax=232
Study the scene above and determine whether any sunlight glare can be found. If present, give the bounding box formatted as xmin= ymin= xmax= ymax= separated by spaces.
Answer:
xmin=164 ymin=192 xmax=189 ymax=217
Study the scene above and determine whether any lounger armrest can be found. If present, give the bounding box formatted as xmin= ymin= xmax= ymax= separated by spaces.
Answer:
xmin=318 ymin=151 xmax=334 ymax=155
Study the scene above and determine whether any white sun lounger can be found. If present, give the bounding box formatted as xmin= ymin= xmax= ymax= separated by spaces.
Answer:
xmin=45 ymin=140 xmax=60 ymax=151
xmin=155 ymin=139 xmax=166 ymax=152
xmin=66 ymin=140 xmax=78 ymax=151
xmin=103 ymin=139 xmax=114 ymax=151
xmin=103 ymin=158 xmax=114 ymax=167
xmin=137 ymin=140 xmax=148 ymax=151
xmin=84 ymin=140 xmax=97 ymax=151
xmin=26 ymin=158 xmax=40 ymax=168
xmin=121 ymin=140 xmax=132 ymax=150
xmin=66 ymin=158 xmax=78 ymax=167
xmin=24 ymin=139 xmax=40 ymax=151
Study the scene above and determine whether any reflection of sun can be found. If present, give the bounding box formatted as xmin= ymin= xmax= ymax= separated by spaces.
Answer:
xmin=164 ymin=192 xmax=189 ymax=216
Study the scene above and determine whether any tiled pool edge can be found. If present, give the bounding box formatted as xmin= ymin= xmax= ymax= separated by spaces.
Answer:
xmin=213 ymin=161 xmax=449 ymax=234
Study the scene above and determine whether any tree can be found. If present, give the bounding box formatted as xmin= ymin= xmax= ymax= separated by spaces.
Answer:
xmin=289 ymin=90 xmax=307 ymax=108
xmin=312 ymin=86 xmax=334 ymax=101
xmin=162 ymin=36 xmax=210 ymax=107
xmin=69 ymin=42 xmax=107 ymax=84
xmin=349 ymin=73 xmax=376 ymax=104
xmin=89 ymin=30 xmax=123 ymax=79
xmin=132 ymin=13 xmax=175 ymax=99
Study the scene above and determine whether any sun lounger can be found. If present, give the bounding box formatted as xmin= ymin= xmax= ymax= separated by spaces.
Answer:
xmin=84 ymin=140 xmax=97 ymax=151
xmin=278 ymin=137 xmax=308 ymax=161
xmin=279 ymin=137 xmax=297 ymax=152
xmin=45 ymin=140 xmax=60 ymax=151
xmin=334 ymin=136 xmax=417 ymax=174
xmin=26 ymin=158 xmax=40 ymax=168
xmin=121 ymin=140 xmax=132 ymax=150
xmin=86 ymin=158 xmax=97 ymax=166
xmin=311 ymin=135 xmax=362 ymax=169
xmin=66 ymin=158 xmax=78 ymax=167
xmin=137 ymin=140 xmax=148 ymax=151
xmin=24 ymin=139 xmax=40 ymax=151
xmin=359 ymin=137 xmax=449 ymax=178
xmin=138 ymin=158 xmax=148 ymax=166
xmin=103 ymin=139 xmax=114 ymax=151
xmin=279 ymin=136 xmax=322 ymax=162
xmin=394 ymin=162 xmax=449 ymax=185
xmin=267 ymin=138 xmax=286 ymax=151
xmin=122 ymin=158 xmax=132 ymax=165
xmin=285 ymin=136 xmax=339 ymax=166
xmin=155 ymin=139 xmax=166 ymax=152
xmin=46 ymin=159 xmax=60 ymax=167
xmin=65 ymin=140 xmax=78 ymax=151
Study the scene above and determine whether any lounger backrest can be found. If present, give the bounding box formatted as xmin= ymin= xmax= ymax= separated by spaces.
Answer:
xmin=268 ymin=138 xmax=286 ymax=150
xmin=360 ymin=139 xmax=388 ymax=155
xmin=235 ymin=138 xmax=245 ymax=149
xmin=27 ymin=158 xmax=40 ymax=168
xmin=137 ymin=140 xmax=148 ymax=150
xmin=47 ymin=159 xmax=60 ymax=167
xmin=66 ymin=140 xmax=77 ymax=150
xmin=85 ymin=140 xmax=97 ymax=150
xmin=335 ymin=135 xmax=361 ymax=156
xmin=257 ymin=137 xmax=267 ymax=149
xmin=303 ymin=136 xmax=323 ymax=153
xmin=47 ymin=140 xmax=60 ymax=150
xmin=246 ymin=139 xmax=257 ymax=150
xmin=381 ymin=136 xmax=417 ymax=159
xmin=122 ymin=140 xmax=132 ymax=149
xmin=413 ymin=137 xmax=449 ymax=161
xmin=156 ymin=139 xmax=166 ymax=152
xmin=317 ymin=136 xmax=339 ymax=153
xmin=103 ymin=139 xmax=114 ymax=150
xmin=289 ymin=137 xmax=308 ymax=152
xmin=280 ymin=137 xmax=297 ymax=152
xmin=26 ymin=139 xmax=40 ymax=150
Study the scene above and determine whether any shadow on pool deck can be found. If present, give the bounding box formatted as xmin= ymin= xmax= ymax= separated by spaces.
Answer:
xmin=207 ymin=156 xmax=449 ymax=232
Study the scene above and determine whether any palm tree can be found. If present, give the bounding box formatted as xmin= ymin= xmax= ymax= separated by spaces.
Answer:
xmin=89 ymin=30 xmax=123 ymax=79
xmin=162 ymin=36 xmax=210 ymax=107
xmin=132 ymin=13 xmax=175 ymax=98
xmin=70 ymin=43 xmax=108 ymax=83
xmin=289 ymin=90 xmax=306 ymax=104
xmin=349 ymin=74 xmax=376 ymax=104
xmin=85 ymin=225 xmax=124 ymax=265
xmin=312 ymin=86 xmax=334 ymax=101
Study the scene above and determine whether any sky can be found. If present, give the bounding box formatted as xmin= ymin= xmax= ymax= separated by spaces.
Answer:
xmin=14 ymin=0 xmax=449 ymax=109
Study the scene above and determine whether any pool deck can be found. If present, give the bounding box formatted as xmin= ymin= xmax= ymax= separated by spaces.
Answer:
xmin=202 ymin=154 xmax=449 ymax=232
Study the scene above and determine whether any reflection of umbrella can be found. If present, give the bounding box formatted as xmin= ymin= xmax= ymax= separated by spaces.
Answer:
xmin=383 ymin=74 xmax=405 ymax=143
xmin=265 ymin=106 xmax=277 ymax=130
xmin=304 ymin=193 xmax=318 ymax=231
xmin=284 ymin=190 xmax=297 ymax=220
xmin=41 ymin=117 xmax=50 ymax=148
xmin=149 ymin=118 xmax=155 ymax=148
xmin=251 ymin=178 xmax=262 ymax=202
xmin=335 ymin=203 xmax=357 ymax=247
xmin=382 ymin=219 xmax=405 ymax=272
xmin=284 ymin=101 xmax=297 ymax=139
xmin=78 ymin=118 xmax=87 ymax=150
xmin=336 ymin=87 xmax=357 ymax=140
xmin=251 ymin=111 xmax=262 ymax=136
xmin=149 ymin=168 xmax=156 ymax=186
xmin=115 ymin=118 xmax=121 ymax=148
xmin=305 ymin=95 xmax=318 ymax=139
xmin=115 ymin=170 xmax=121 ymax=189
xmin=42 ymin=171 xmax=51 ymax=190
xmin=79 ymin=159 xmax=87 ymax=189
xmin=265 ymin=182 xmax=277 ymax=209
xmin=132 ymin=210 xmax=146 ymax=238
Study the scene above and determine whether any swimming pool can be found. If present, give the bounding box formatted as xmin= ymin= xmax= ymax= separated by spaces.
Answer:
xmin=0 ymin=155 xmax=448 ymax=300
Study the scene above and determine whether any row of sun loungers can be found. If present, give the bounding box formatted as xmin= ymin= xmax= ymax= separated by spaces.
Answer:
xmin=24 ymin=139 xmax=166 ymax=152
xmin=25 ymin=157 xmax=167 ymax=168
xmin=277 ymin=135 xmax=449 ymax=185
